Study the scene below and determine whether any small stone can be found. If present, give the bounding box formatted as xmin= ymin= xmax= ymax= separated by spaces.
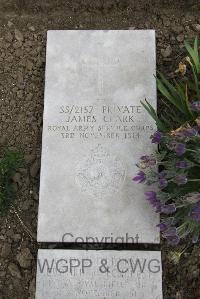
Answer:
xmin=14 ymin=29 xmax=24 ymax=42
xmin=172 ymin=25 xmax=183 ymax=34
xmin=13 ymin=41 xmax=22 ymax=49
xmin=17 ymin=72 xmax=24 ymax=84
xmin=17 ymin=90 xmax=23 ymax=99
xmin=177 ymin=34 xmax=185 ymax=43
xmin=21 ymin=199 xmax=33 ymax=211
xmin=161 ymin=45 xmax=172 ymax=58
xmin=32 ymin=189 xmax=39 ymax=201
xmin=30 ymin=160 xmax=40 ymax=178
xmin=0 ymin=271 xmax=6 ymax=277
xmin=29 ymin=26 xmax=35 ymax=32
xmin=8 ymin=21 xmax=14 ymax=27
xmin=0 ymin=135 xmax=7 ymax=145
xmin=0 ymin=235 xmax=5 ymax=241
xmin=5 ymin=32 xmax=13 ymax=42
xmin=16 ymin=248 xmax=33 ymax=269
xmin=117 ymin=0 xmax=128 ymax=8
xmin=162 ymin=18 xmax=170 ymax=27
xmin=8 ymin=263 xmax=21 ymax=279
xmin=26 ymin=93 xmax=33 ymax=102
xmin=12 ymin=172 xmax=21 ymax=184
xmin=24 ymin=153 xmax=36 ymax=164
xmin=1 ymin=242 xmax=11 ymax=258
xmin=18 ymin=167 xmax=27 ymax=175
xmin=26 ymin=60 xmax=34 ymax=71
xmin=13 ymin=233 xmax=21 ymax=242
xmin=192 ymin=24 xmax=200 ymax=32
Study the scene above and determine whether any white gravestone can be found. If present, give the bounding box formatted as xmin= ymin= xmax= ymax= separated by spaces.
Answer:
xmin=37 ymin=30 xmax=159 ymax=243
xmin=36 ymin=249 xmax=163 ymax=299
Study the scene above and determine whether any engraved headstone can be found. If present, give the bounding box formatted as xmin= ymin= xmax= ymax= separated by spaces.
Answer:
xmin=36 ymin=249 xmax=163 ymax=299
xmin=38 ymin=30 xmax=159 ymax=243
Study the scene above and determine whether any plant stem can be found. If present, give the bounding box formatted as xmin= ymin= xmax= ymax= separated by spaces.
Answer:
xmin=11 ymin=204 xmax=36 ymax=240
xmin=189 ymin=179 xmax=200 ymax=182
xmin=187 ymin=149 xmax=197 ymax=153
xmin=191 ymin=65 xmax=200 ymax=100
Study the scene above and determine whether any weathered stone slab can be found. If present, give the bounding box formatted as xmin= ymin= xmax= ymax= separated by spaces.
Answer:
xmin=37 ymin=30 xmax=159 ymax=243
xmin=36 ymin=249 xmax=163 ymax=299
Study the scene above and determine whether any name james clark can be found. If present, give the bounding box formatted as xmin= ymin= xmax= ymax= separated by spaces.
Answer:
xmin=59 ymin=105 xmax=142 ymax=123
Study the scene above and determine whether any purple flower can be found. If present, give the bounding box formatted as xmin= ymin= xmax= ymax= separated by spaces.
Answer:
xmin=158 ymin=170 xmax=168 ymax=179
xmin=190 ymin=202 xmax=200 ymax=221
xmin=140 ymin=155 xmax=155 ymax=163
xmin=189 ymin=101 xmax=200 ymax=112
xmin=159 ymin=178 xmax=168 ymax=189
xmin=166 ymin=235 xmax=180 ymax=246
xmin=151 ymin=131 xmax=162 ymax=144
xmin=183 ymin=127 xmax=198 ymax=137
xmin=175 ymin=143 xmax=186 ymax=156
xmin=158 ymin=171 xmax=168 ymax=189
xmin=157 ymin=223 xmax=180 ymax=245
xmin=162 ymin=226 xmax=180 ymax=245
xmin=176 ymin=161 xmax=190 ymax=169
xmin=173 ymin=175 xmax=188 ymax=185
xmin=163 ymin=226 xmax=177 ymax=237
xmin=157 ymin=223 xmax=168 ymax=232
xmin=144 ymin=191 xmax=162 ymax=212
xmin=139 ymin=155 xmax=156 ymax=168
xmin=167 ymin=142 xmax=186 ymax=155
xmin=161 ymin=204 xmax=176 ymax=214
xmin=152 ymin=200 xmax=162 ymax=212
xmin=172 ymin=126 xmax=199 ymax=138
xmin=133 ymin=171 xmax=146 ymax=183
xmin=195 ymin=125 xmax=200 ymax=135
xmin=185 ymin=192 xmax=200 ymax=204
xmin=145 ymin=191 xmax=157 ymax=200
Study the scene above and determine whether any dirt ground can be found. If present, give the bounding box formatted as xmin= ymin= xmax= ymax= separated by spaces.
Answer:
xmin=0 ymin=1 xmax=200 ymax=298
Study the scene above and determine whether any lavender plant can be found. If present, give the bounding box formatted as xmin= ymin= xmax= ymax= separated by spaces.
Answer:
xmin=133 ymin=38 xmax=200 ymax=246
xmin=133 ymin=124 xmax=200 ymax=245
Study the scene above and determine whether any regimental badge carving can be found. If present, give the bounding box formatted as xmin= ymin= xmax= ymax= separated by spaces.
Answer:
xmin=75 ymin=144 xmax=126 ymax=198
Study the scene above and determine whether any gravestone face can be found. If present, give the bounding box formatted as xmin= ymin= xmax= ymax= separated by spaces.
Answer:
xmin=36 ymin=249 xmax=163 ymax=299
xmin=37 ymin=30 xmax=159 ymax=243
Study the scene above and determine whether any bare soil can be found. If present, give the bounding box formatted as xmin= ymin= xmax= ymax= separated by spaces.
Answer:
xmin=0 ymin=1 xmax=199 ymax=298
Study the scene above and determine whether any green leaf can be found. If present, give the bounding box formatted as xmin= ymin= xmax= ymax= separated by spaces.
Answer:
xmin=194 ymin=37 xmax=200 ymax=73
xmin=175 ymin=83 xmax=193 ymax=118
xmin=157 ymin=77 xmax=185 ymax=113
xmin=141 ymin=100 xmax=169 ymax=132
xmin=184 ymin=38 xmax=200 ymax=74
